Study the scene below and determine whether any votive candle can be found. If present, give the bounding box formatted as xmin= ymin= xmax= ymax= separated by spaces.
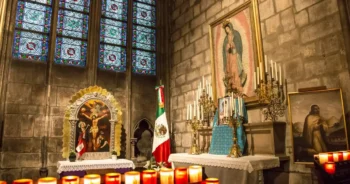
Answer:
xmin=319 ymin=153 xmax=328 ymax=164
xmin=333 ymin=152 xmax=343 ymax=162
xmin=105 ymin=173 xmax=121 ymax=184
xmin=142 ymin=170 xmax=157 ymax=184
xmin=189 ymin=165 xmax=202 ymax=183
xmin=205 ymin=178 xmax=219 ymax=184
xmin=160 ymin=168 xmax=174 ymax=184
xmin=342 ymin=151 xmax=349 ymax=160
xmin=175 ymin=167 xmax=188 ymax=184
xmin=125 ymin=171 xmax=140 ymax=184
xmin=12 ymin=179 xmax=33 ymax=184
xmin=38 ymin=177 xmax=57 ymax=184
xmin=324 ymin=162 xmax=336 ymax=175
xmin=62 ymin=176 xmax=79 ymax=184
xmin=0 ymin=181 xmax=6 ymax=184
xmin=84 ymin=174 xmax=100 ymax=184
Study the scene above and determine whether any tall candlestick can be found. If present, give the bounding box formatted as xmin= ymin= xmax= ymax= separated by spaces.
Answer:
xmin=279 ymin=64 xmax=282 ymax=83
xmin=253 ymin=72 xmax=256 ymax=90
xmin=274 ymin=62 xmax=277 ymax=81
xmin=264 ymin=55 xmax=268 ymax=73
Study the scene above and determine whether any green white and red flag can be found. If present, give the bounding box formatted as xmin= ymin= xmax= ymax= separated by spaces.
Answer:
xmin=152 ymin=85 xmax=171 ymax=166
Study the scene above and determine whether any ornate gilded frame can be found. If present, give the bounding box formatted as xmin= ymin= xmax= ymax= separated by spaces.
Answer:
xmin=62 ymin=86 xmax=123 ymax=159
xmin=209 ymin=0 xmax=263 ymax=106
xmin=288 ymin=88 xmax=349 ymax=164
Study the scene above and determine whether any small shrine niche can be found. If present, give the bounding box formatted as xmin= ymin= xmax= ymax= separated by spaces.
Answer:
xmin=133 ymin=119 xmax=154 ymax=162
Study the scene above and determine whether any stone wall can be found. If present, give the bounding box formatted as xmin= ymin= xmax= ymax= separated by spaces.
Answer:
xmin=170 ymin=0 xmax=350 ymax=183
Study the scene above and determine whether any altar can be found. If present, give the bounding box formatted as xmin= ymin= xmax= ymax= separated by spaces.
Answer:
xmin=57 ymin=159 xmax=135 ymax=178
xmin=169 ymin=153 xmax=280 ymax=184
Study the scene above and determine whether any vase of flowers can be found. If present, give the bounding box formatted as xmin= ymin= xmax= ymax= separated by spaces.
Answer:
xmin=111 ymin=151 xmax=117 ymax=160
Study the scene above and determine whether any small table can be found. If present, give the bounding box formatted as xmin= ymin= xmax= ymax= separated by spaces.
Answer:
xmin=168 ymin=153 xmax=280 ymax=184
xmin=57 ymin=159 xmax=135 ymax=178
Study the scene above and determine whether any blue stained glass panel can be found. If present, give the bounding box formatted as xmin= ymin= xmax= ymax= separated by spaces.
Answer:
xmin=29 ymin=0 xmax=52 ymax=5
xmin=12 ymin=31 xmax=49 ymax=62
xmin=102 ymin=0 xmax=128 ymax=21
xmin=100 ymin=18 xmax=127 ymax=46
xmin=136 ymin=0 xmax=155 ymax=5
xmin=132 ymin=25 xmax=155 ymax=51
xmin=133 ymin=2 xmax=156 ymax=27
xmin=54 ymin=37 xmax=87 ymax=66
xmin=16 ymin=1 xmax=52 ymax=33
xmin=59 ymin=0 xmax=90 ymax=13
xmin=99 ymin=44 xmax=126 ymax=72
xmin=57 ymin=10 xmax=89 ymax=39
xmin=132 ymin=50 xmax=156 ymax=75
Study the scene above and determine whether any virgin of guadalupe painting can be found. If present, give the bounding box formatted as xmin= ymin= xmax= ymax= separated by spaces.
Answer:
xmin=288 ymin=89 xmax=349 ymax=164
xmin=210 ymin=0 xmax=263 ymax=103
xmin=76 ymin=99 xmax=111 ymax=152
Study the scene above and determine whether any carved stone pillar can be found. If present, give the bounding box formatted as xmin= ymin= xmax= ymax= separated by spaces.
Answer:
xmin=69 ymin=119 xmax=78 ymax=152
xmin=130 ymin=138 xmax=137 ymax=160
xmin=109 ymin=120 xmax=116 ymax=152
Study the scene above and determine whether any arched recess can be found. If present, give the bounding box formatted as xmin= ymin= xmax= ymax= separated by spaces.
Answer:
xmin=62 ymin=86 xmax=123 ymax=159
xmin=133 ymin=118 xmax=154 ymax=159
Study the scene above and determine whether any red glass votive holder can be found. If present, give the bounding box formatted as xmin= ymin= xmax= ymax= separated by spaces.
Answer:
xmin=142 ymin=170 xmax=157 ymax=184
xmin=324 ymin=162 xmax=336 ymax=175
xmin=0 ymin=181 xmax=7 ymax=184
xmin=12 ymin=179 xmax=33 ymax=184
xmin=105 ymin=173 xmax=121 ymax=184
xmin=175 ymin=167 xmax=188 ymax=184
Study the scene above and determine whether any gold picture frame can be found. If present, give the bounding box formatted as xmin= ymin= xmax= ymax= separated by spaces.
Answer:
xmin=209 ymin=0 xmax=264 ymax=106
xmin=288 ymin=88 xmax=349 ymax=164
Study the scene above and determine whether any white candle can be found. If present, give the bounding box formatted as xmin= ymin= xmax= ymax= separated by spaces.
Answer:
xmin=253 ymin=72 xmax=256 ymax=90
xmin=190 ymin=104 xmax=192 ymax=119
xmin=279 ymin=64 xmax=282 ymax=84
xmin=197 ymin=102 xmax=200 ymax=119
xmin=202 ymin=76 xmax=204 ymax=88
xmin=257 ymin=68 xmax=260 ymax=84
xmin=259 ymin=62 xmax=263 ymax=81
xmin=187 ymin=105 xmax=189 ymax=120
xmin=264 ymin=55 xmax=268 ymax=73
xmin=274 ymin=62 xmax=277 ymax=81
xmin=193 ymin=101 xmax=196 ymax=117
xmin=271 ymin=60 xmax=274 ymax=79
xmin=239 ymin=97 xmax=242 ymax=116
xmin=224 ymin=99 xmax=226 ymax=117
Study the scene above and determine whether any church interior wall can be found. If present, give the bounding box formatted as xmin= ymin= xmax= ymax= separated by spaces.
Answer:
xmin=169 ymin=0 xmax=350 ymax=183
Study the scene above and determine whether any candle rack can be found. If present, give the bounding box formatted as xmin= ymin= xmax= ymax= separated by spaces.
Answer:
xmin=255 ymin=74 xmax=286 ymax=122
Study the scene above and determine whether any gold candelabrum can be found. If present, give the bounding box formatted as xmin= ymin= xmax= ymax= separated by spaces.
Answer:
xmin=222 ymin=73 xmax=245 ymax=158
xmin=187 ymin=116 xmax=202 ymax=155
xmin=255 ymin=74 xmax=286 ymax=122
xmin=198 ymin=89 xmax=216 ymax=127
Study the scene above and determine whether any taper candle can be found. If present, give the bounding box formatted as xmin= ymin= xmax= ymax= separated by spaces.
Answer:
xmin=175 ymin=167 xmax=188 ymax=184
xmin=271 ymin=60 xmax=274 ymax=79
xmin=259 ymin=62 xmax=263 ymax=81
xmin=257 ymin=68 xmax=260 ymax=84
xmin=38 ymin=177 xmax=57 ymax=184
xmin=253 ymin=72 xmax=256 ymax=90
xmin=274 ymin=62 xmax=277 ymax=81
xmin=193 ymin=101 xmax=196 ymax=117
xmin=190 ymin=104 xmax=192 ymax=119
xmin=279 ymin=64 xmax=282 ymax=83
xmin=264 ymin=55 xmax=268 ymax=73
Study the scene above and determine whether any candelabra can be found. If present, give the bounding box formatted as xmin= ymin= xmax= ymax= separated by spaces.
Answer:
xmin=187 ymin=116 xmax=202 ymax=155
xmin=255 ymin=76 xmax=286 ymax=122
xmin=227 ymin=113 xmax=244 ymax=158
xmin=198 ymin=89 xmax=216 ymax=127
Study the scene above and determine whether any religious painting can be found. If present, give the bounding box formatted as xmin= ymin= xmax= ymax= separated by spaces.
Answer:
xmin=76 ymin=99 xmax=112 ymax=153
xmin=218 ymin=97 xmax=232 ymax=125
xmin=288 ymin=89 xmax=349 ymax=164
xmin=209 ymin=0 xmax=263 ymax=104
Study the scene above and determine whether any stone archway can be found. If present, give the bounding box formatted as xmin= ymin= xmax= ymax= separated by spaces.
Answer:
xmin=133 ymin=119 xmax=154 ymax=161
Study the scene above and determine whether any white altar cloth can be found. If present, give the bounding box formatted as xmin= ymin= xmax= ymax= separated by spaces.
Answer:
xmin=168 ymin=153 xmax=279 ymax=173
xmin=57 ymin=159 xmax=135 ymax=173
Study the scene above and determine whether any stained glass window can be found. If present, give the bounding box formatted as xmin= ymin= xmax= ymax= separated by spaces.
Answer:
xmin=55 ymin=0 xmax=90 ymax=66
xmin=132 ymin=50 xmax=156 ymax=75
xmin=13 ymin=0 xmax=52 ymax=62
xmin=132 ymin=1 xmax=156 ymax=75
xmin=59 ymin=0 xmax=90 ymax=13
xmin=102 ymin=0 xmax=128 ymax=21
xmin=99 ymin=44 xmax=127 ymax=72
xmin=100 ymin=18 xmax=127 ymax=46
xmin=99 ymin=0 xmax=128 ymax=72
xmin=132 ymin=25 xmax=155 ymax=51
xmin=133 ymin=2 xmax=156 ymax=27
xmin=54 ymin=37 xmax=87 ymax=66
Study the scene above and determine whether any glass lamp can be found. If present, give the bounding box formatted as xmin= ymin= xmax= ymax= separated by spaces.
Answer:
xmin=84 ymin=174 xmax=101 ymax=184
xmin=124 ymin=171 xmax=140 ymax=184
xmin=12 ymin=179 xmax=33 ymax=184
xmin=205 ymin=178 xmax=219 ymax=184
xmin=175 ymin=167 xmax=188 ymax=184
xmin=61 ymin=176 xmax=79 ymax=184
xmin=142 ymin=170 xmax=157 ymax=184
xmin=38 ymin=177 xmax=57 ymax=184
xmin=105 ymin=173 xmax=121 ymax=184
xmin=160 ymin=168 xmax=174 ymax=184
xmin=189 ymin=165 xmax=202 ymax=183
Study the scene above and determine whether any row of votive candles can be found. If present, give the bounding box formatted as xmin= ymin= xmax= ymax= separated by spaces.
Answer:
xmin=316 ymin=150 xmax=350 ymax=164
xmin=1 ymin=166 xmax=219 ymax=184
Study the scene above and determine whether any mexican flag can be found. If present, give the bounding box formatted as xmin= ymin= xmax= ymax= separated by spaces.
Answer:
xmin=152 ymin=85 xmax=171 ymax=166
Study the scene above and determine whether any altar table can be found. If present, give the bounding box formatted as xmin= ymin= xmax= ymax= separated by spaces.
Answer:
xmin=57 ymin=159 xmax=135 ymax=178
xmin=168 ymin=153 xmax=280 ymax=184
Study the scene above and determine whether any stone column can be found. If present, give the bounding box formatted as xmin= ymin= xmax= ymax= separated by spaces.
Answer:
xmin=130 ymin=138 xmax=137 ymax=160
xmin=109 ymin=120 xmax=116 ymax=152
